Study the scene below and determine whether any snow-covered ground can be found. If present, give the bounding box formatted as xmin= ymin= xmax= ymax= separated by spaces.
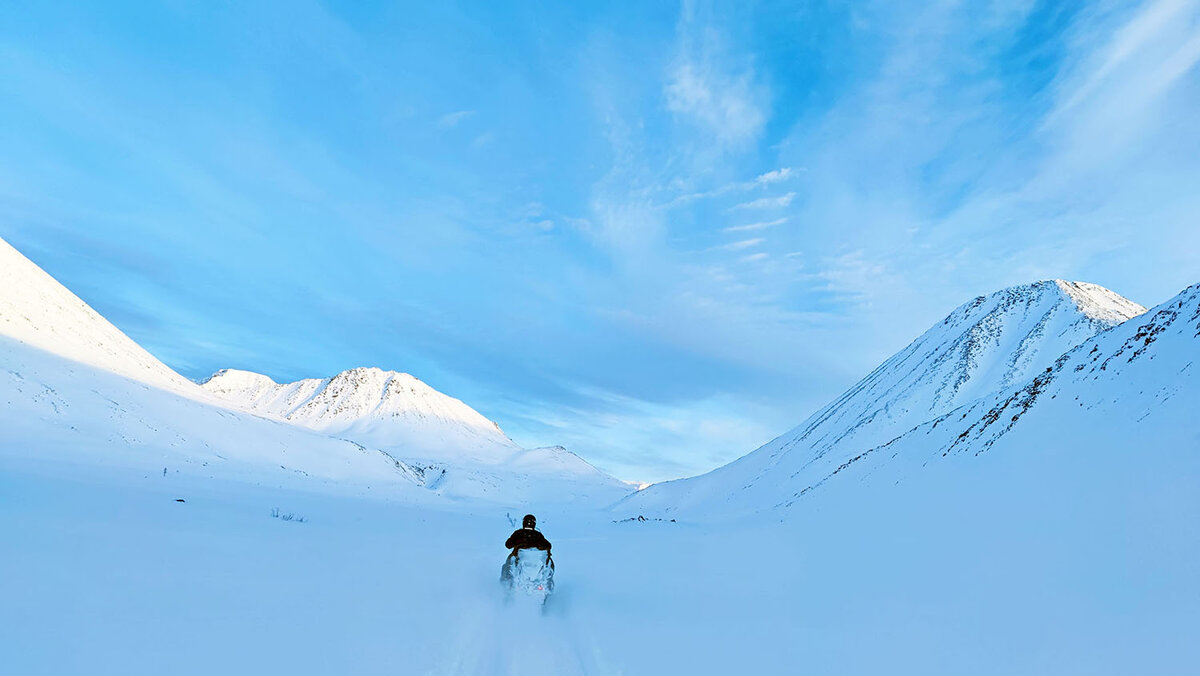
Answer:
xmin=4 ymin=447 xmax=1197 ymax=676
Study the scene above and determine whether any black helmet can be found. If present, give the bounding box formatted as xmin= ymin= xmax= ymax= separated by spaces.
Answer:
xmin=522 ymin=514 xmax=536 ymax=528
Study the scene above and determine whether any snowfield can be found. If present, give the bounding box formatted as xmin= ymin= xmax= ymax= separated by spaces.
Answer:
xmin=2 ymin=235 xmax=1198 ymax=675
xmin=5 ymin=448 xmax=1197 ymax=675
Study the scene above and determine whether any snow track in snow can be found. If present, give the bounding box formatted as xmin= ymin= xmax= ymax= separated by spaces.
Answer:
xmin=437 ymin=590 xmax=603 ymax=676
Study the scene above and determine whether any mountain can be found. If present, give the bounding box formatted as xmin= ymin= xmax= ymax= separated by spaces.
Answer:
xmin=931 ymin=280 xmax=1199 ymax=460
xmin=0 ymin=237 xmax=633 ymax=509
xmin=620 ymin=280 xmax=1149 ymax=518
xmin=199 ymin=368 xmax=632 ymax=504
xmin=0 ymin=237 xmax=422 ymax=492
xmin=0 ymin=235 xmax=629 ymax=506
xmin=199 ymin=367 xmax=518 ymax=465
xmin=755 ymin=279 xmax=1200 ymax=511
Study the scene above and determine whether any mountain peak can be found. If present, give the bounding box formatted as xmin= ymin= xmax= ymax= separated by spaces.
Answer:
xmin=857 ymin=279 xmax=1145 ymax=423
xmin=336 ymin=366 xmax=420 ymax=382
xmin=1049 ymin=280 xmax=1147 ymax=324
xmin=948 ymin=280 xmax=1144 ymax=332
xmin=201 ymin=365 xmax=517 ymax=464
xmin=201 ymin=368 xmax=277 ymax=389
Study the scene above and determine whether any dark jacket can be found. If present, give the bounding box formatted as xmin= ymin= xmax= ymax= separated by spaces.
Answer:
xmin=505 ymin=527 xmax=551 ymax=552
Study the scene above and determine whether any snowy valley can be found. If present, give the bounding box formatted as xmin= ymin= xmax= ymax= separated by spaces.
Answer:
xmin=3 ymin=235 xmax=1198 ymax=675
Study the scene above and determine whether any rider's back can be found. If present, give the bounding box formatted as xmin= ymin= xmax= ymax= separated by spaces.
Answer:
xmin=505 ymin=527 xmax=551 ymax=551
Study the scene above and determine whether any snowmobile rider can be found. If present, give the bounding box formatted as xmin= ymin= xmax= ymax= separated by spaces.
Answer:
xmin=505 ymin=514 xmax=551 ymax=552
xmin=500 ymin=514 xmax=555 ymax=592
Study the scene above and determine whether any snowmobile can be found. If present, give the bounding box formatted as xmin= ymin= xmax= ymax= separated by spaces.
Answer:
xmin=500 ymin=547 xmax=554 ymax=605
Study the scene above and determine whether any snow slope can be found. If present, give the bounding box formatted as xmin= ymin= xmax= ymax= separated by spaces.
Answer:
xmin=0 ymin=236 xmax=196 ymax=393
xmin=622 ymin=280 xmax=1148 ymax=517
xmin=753 ymin=280 xmax=1200 ymax=509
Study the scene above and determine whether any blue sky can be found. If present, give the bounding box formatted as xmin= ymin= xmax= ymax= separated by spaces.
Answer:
xmin=2 ymin=1 xmax=1199 ymax=482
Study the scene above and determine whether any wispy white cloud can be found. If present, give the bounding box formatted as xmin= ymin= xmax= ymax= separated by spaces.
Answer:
xmin=665 ymin=61 xmax=765 ymax=150
xmin=812 ymin=250 xmax=889 ymax=299
xmin=1048 ymin=0 xmax=1198 ymax=127
xmin=723 ymin=237 xmax=765 ymax=250
xmin=499 ymin=384 xmax=787 ymax=482
xmin=731 ymin=192 xmax=795 ymax=210
xmin=437 ymin=110 xmax=475 ymax=129
xmin=724 ymin=217 xmax=787 ymax=233
xmin=740 ymin=252 xmax=769 ymax=263
xmin=663 ymin=3 xmax=767 ymax=153
xmin=662 ymin=167 xmax=797 ymax=209
xmin=752 ymin=167 xmax=794 ymax=186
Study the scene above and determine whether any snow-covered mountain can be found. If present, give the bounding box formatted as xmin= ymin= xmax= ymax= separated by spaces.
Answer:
xmin=200 ymin=367 xmax=518 ymax=465
xmin=199 ymin=367 xmax=631 ymax=503
xmin=0 ymin=237 xmax=424 ymax=492
xmin=749 ymin=279 xmax=1200 ymax=513
xmin=0 ymin=235 xmax=628 ymax=506
xmin=932 ymin=280 xmax=1200 ymax=460
xmin=621 ymin=280 xmax=1150 ymax=517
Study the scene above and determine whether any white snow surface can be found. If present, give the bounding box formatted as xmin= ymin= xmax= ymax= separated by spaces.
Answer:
xmin=622 ymin=280 xmax=1148 ymax=518
xmin=4 ymin=432 xmax=1196 ymax=675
